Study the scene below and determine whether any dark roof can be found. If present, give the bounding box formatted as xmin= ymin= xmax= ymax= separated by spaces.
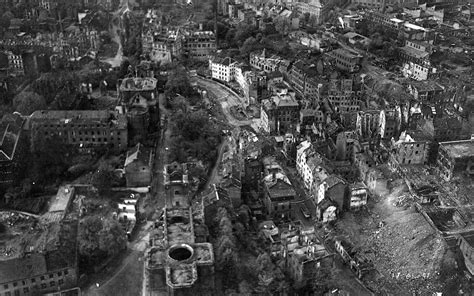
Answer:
xmin=325 ymin=175 xmax=345 ymax=189
xmin=318 ymin=197 xmax=337 ymax=211
xmin=212 ymin=56 xmax=235 ymax=66
xmin=0 ymin=254 xmax=47 ymax=283
xmin=265 ymin=179 xmax=296 ymax=199
xmin=267 ymin=70 xmax=283 ymax=79
xmin=459 ymin=231 xmax=474 ymax=247
xmin=292 ymin=60 xmax=319 ymax=77
xmin=434 ymin=115 xmax=462 ymax=130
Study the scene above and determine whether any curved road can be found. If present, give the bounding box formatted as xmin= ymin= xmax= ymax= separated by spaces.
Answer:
xmin=192 ymin=77 xmax=260 ymax=129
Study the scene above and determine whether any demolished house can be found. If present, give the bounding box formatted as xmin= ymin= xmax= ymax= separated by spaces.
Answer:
xmin=334 ymin=238 xmax=374 ymax=279
xmin=283 ymin=226 xmax=334 ymax=288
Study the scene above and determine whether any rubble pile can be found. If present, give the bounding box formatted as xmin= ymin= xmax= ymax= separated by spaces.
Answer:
xmin=366 ymin=209 xmax=446 ymax=292
xmin=336 ymin=180 xmax=449 ymax=294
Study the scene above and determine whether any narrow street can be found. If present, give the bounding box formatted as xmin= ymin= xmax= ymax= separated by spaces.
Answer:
xmin=101 ymin=0 xmax=131 ymax=67
xmin=151 ymin=93 xmax=170 ymax=210
xmin=82 ymin=222 xmax=151 ymax=296
xmin=283 ymin=164 xmax=317 ymax=227
xmin=202 ymin=136 xmax=229 ymax=191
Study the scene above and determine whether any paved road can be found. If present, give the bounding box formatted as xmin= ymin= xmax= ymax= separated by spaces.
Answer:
xmin=153 ymin=93 xmax=171 ymax=209
xmin=192 ymin=77 xmax=260 ymax=129
xmin=82 ymin=222 xmax=151 ymax=296
xmin=284 ymin=165 xmax=317 ymax=227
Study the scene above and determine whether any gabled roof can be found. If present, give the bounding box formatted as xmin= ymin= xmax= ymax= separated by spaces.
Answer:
xmin=211 ymin=56 xmax=235 ymax=66
xmin=221 ymin=174 xmax=242 ymax=189
xmin=400 ymin=46 xmax=429 ymax=59
xmin=324 ymin=175 xmax=345 ymax=189
xmin=297 ymin=140 xmax=312 ymax=155
xmin=264 ymin=175 xmax=296 ymax=199
xmin=125 ymin=143 xmax=151 ymax=167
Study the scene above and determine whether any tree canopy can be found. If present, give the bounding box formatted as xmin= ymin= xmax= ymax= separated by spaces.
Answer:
xmin=164 ymin=67 xmax=199 ymax=100
xmin=13 ymin=91 xmax=46 ymax=115
xmin=78 ymin=215 xmax=126 ymax=269
xmin=169 ymin=109 xmax=221 ymax=163
xmin=30 ymin=134 xmax=72 ymax=185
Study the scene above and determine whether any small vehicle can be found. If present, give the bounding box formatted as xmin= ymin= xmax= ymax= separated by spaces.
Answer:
xmin=301 ymin=206 xmax=311 ymax=219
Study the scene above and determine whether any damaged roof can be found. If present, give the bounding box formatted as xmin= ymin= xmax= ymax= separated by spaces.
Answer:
xmin=125 ymin=143 xmax=152 ymax=167
xmin=0 ymin=114 xmax=24 ymax=162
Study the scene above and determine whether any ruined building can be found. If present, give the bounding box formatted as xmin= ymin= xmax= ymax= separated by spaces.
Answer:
xmin=283 ymin=226 xmax=334 ymax=288
xmin=0 ymin=185 xmax=79 ymax=295
xmin=144 ymin=162 xmax=214 ymax=296
xmin=437 ymin=139 xmax=474 ymax=181
xmin=27 ymin=110 xmax=128 ymax=152
xmin=118 ymin=77 xmax=159 ymax=145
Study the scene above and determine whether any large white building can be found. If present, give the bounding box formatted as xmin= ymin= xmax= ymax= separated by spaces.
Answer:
xmin=209 ymin=56 xmax=237 ymax=82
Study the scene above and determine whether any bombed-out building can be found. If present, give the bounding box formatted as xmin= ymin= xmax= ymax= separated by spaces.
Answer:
xmin=144 ymin=162 xmax=214 ymax=296
xmin=27 ymin=110 xmax=128 ymax=152
xmin=437 ymin=139 xmax=474 ymax=181
xmin=118 ymin=77 xmax=159 ymax=144
xmin=0 ymin=185 xmax=79 ymax=295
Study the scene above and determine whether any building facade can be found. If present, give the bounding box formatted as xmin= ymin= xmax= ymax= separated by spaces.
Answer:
xmin=124 ymin=143 xmax=153 ymax=188
xmin=184 ymin=30 xmax=216 ymax=61
xmin=0 ymin=255 xmax=77 ymax=296
xmin=118 ymin=77 xmax=159 ymax=144
xmin=209 ymin=56 xmax=237 ymax=82
xmin=457 ymin=233 xmax=474 ymax=275
xmin=349 ymin=183 xmax=368 ymax=211
xmin=249 ymin=49 xmax=284 ymax=73
xmin=261 ymin=93 xmax=300 ymax=134
xmin=392 ymin=130 xmax=430 ymax=165
xmin=28 ymin=110 xmax=128 ymax=152
xmin=437 ymin=140 xmax=474 ymax=181
xmin=326 ymin=48 xmax=362 ymax=73
xmin=263 ymin=172 xmax=296 ymax=222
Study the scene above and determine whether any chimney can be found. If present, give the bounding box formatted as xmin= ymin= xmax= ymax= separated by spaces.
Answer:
xmin=199 ymin=23 xmax=203 ymax=31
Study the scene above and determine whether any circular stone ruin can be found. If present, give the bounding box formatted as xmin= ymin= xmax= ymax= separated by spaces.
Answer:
xmin=168 ymin=244 xmax=194 ymax=261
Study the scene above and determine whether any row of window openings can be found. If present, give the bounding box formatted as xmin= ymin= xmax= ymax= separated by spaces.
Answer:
xmin=43 ymin=133 xmax=120 ymax=143
xmin=42 ymin=123 xmax=113 ymax=129
xmin=2 ymin=279 xmax=64 ymax=296
xmin=43 ymin=130 xmax=120 ymax=136
xmin=187 ymin=43 xmax=213 ymax=48
xmin=3 ymin=271 xmax=67 ymax=290
xmin=273 ymin=203 xmax=291 ymax=211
